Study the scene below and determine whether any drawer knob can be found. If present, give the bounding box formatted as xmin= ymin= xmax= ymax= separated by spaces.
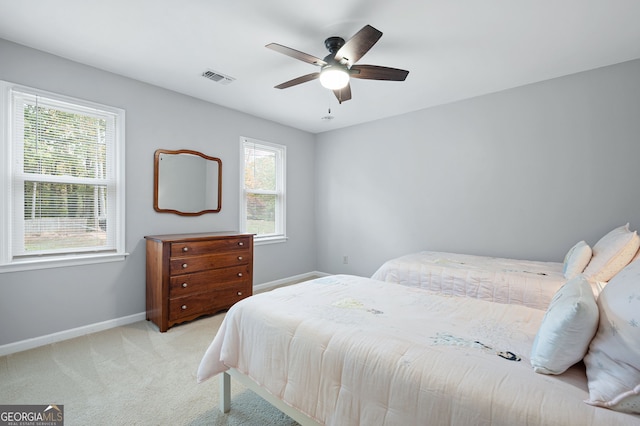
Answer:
xmin=182 ymin=247 xmax=189 ymax=252
xmin=181 ymin=305 xmax=187 ymax=310
xmin=182 ymin=282 xmax=188 ymax=288
xmin=238 ymin=256 xmax=243 ymax=261
xmin=237 ymin=272 xmax=243 ymax=277
xmin=237 ymin=291 xmax=243 ymax=296
xmin=238 ymin=242 xmax=244 ymax=246
xmin=182 ymin=263 xmax=188 ymax=269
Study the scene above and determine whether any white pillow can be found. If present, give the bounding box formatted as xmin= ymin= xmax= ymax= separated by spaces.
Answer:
xmin=584 ymin=259 xmax=640 ymax=414
xmin=562 ymin=240 xmax=592 ymax=279
xmin=583 ymin=223 xmax=640 ymax=282
xmin=530 ymin=275 xmax=599 ymax=375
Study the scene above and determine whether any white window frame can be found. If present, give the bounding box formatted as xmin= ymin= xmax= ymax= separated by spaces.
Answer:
xmin=239 ymin=137 xmax=286 ymax=245
xmin=0 ymin=81 xmax=127 ymax=272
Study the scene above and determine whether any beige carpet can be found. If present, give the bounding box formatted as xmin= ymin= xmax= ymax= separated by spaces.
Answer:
xmin=0 ymin=313 xmax=300 ymax=426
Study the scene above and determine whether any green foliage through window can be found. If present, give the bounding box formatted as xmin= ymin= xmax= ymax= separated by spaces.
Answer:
xmin=241 ymin=138 xmax=285 ymax=240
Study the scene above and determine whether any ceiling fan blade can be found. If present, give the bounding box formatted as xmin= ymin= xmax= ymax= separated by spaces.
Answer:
xmin=350 ymin=65 xmax=409 ymax=81
xmin=333 ymin=83 xmax=352 ymax=104
xmin=274 ymin=72 xmax=320 ymax=89
xmin=266 ymin=43 xmax=327 ymax=66
xmin=334 ymin=25 xmax=382 ymax=66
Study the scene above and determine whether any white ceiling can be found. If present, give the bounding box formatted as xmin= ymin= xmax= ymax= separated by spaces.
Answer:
xmin=1 ymin=1 xmax=640 ymax=134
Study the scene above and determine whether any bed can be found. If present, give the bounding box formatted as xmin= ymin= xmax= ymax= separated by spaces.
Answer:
xmin=196 ymin=273 xmax=640 ymax=425
xmin=371 ymin=250 xmax=568 ymax=311
xmin=371 ymin=224 xmax=640 ymax=311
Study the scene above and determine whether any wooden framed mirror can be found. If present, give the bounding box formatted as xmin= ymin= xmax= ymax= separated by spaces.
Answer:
xmin=153 ymin=149 xmax=222 ymax=215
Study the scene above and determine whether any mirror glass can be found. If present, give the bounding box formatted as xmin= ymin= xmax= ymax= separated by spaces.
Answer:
xmin=154 ymin=149 xmax=222 ymax=215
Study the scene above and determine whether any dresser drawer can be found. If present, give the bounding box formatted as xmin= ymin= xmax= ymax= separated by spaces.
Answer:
xmin=169 ymin=251 xmax=252 ymax=275
xmin=170 ymin=236 xmax=251 ymax=257
xmin=169 ymin=265 xmax=251 ymax=297
xmin=168 ymin=283 xmax=252 ymax=322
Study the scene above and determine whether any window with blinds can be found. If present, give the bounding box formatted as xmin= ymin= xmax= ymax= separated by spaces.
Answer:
xmin=240 ymin=137 xmax=286 ymax=243
xmin=0 ymin=81 xmax=126 ymax=271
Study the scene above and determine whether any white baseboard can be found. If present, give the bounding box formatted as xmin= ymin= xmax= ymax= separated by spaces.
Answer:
xmin=0 ymin=271 xmax=330 ymax=357
xmin=0 ymin=312 xmax=146 ymax=357
xmin=253 ymin=270 xmax=329 ymax=293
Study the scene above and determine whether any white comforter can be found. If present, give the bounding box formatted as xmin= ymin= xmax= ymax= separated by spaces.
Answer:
xmin=371 ymin=251 xmax=566 ymax=310
xmin=197 ymin=275 xmax=638 ymax=425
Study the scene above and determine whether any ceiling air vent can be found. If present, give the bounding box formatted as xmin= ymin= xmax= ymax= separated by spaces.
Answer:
xmin=201 ymin=69 xmax=235 ymax=85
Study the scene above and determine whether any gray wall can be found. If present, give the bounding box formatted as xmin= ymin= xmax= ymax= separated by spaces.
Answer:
xmin=316 ymin=58 xmax=640 ymax=276
xmin=0 ymin=39 xmax=316 ymax=346
xmin=3 ymin=36 xmax=640 ymax=348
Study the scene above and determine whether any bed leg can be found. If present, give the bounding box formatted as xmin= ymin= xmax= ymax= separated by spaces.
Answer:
xmin=219 ymin=371 xmax=231 ymax=413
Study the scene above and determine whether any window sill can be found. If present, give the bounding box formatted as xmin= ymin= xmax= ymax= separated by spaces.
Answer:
xmin=0 ymin=252 xmax=129 ymax=274
xmin=254 ymin=235 xmax=288 ymax=246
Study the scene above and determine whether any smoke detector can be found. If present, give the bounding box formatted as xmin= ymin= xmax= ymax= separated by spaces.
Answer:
xmin=321 ymin=108 xmax=334 ymax=121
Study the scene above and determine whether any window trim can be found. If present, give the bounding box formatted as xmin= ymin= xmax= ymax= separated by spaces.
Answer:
xmin=239 ymin=137 xmax=287 ymax=245
xmin=0 ymin=81 xmax=127 ymax=273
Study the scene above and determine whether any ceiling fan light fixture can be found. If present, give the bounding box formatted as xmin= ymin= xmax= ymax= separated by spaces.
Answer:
xmin=319 ymin=66 xmax=349 ymax=90
xmin=267 ymin=24 xmax=408 ymax=103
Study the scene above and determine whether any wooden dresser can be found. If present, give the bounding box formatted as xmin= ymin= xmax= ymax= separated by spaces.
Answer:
xmin=145 ymin=232 xmax=253 ymax=332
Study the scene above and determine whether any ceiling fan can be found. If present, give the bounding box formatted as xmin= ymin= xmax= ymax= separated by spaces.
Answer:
xmin=266 ymin=25 xmax=409 ymax=104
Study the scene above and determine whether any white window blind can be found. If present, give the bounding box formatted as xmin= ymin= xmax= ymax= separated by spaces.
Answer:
xmin=1 ymin=81 xmax=126 ymax=270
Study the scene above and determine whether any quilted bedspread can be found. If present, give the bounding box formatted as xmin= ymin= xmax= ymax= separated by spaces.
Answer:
xmin=371 ymin=251 xmax=567 ymax=310
xmin=197 ymin=275 xmax=639 ymax=425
